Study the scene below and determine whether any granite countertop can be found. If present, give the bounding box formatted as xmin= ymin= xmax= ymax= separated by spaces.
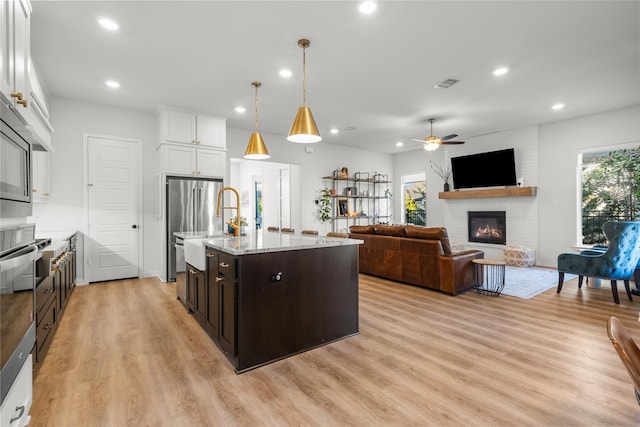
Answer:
xmin=201 ymin=231 xmax=363 ymax=256
xmin=174 ymin=231 xmax=225 ymax=239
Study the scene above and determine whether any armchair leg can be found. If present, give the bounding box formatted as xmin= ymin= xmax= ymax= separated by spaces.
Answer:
xmin=557 ymin=272 xmax=565 ymax=293
xmin=611 ymin=280 xmax=620 ymax=304
xmin=624 ymin=280 xmax=633 ymax=301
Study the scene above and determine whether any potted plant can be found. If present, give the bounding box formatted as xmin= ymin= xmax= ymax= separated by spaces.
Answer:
xmin=229 ymin=216 xmax=248 ymax=235
xmin=430 ymin=161 xmax=452 ymax=192
xmin=319 ymin=188 xmax=332 ymax=223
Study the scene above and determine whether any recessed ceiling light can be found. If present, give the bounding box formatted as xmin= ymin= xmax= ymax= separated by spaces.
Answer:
xmin=235 ymin=106 xmax=246 ymax=113
xmin=105 ymin=80 xmax=120 ymax=88
xmin=358 ymin=1 xmax=378 ymax=14
xmin=330 ymin=128 xmax=339 ymax=134
xmin=279 ymin=69 xmax=292 ymax=78
xmin=97 ymin=17 xmax=119 ymax=31
xmin=396 ymin=141 xmax=404 ymax=147
xmin=552 ymin=103 xmax=565 ymax=110
xmin=493 ymin=67 xmax=509 ymax=76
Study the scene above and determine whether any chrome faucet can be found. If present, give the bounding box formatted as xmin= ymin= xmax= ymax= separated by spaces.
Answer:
xmin=216 ymin=187 xmax=241 ymax=236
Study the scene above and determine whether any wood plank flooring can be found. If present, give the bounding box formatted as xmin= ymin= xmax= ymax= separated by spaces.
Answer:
xmin=30 ymin=274 xmax=640 ymax=426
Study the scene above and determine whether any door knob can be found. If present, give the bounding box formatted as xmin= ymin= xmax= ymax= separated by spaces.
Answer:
xmin=132 ymin=225 xmax=138 ymax=229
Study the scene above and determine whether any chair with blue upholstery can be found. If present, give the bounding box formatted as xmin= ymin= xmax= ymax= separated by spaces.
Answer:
xmin=557 ymin=221 xmax=640 ymax=304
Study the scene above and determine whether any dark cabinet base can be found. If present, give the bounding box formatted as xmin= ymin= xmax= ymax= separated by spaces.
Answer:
xmin=224 ymin=244 xmax=360 ymax=373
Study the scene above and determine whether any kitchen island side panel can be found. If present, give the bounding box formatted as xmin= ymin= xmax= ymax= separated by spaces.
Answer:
xmin=236 ymin=245 xmax=359 ymax=372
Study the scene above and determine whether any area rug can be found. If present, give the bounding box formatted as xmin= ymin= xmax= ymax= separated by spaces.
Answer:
xmin=500 ymin=266 xmax=576 ymax=299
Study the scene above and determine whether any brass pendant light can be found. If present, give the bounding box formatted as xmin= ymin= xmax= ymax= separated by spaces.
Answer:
xmin=244 ymin=82 xmax=270 ymax=160
xmin=287 ymin=39 xmax=321 ymax=143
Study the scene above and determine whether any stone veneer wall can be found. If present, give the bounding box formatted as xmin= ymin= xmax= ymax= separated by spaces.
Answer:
xmin=442 ymin=125 xmax=539 ymax=261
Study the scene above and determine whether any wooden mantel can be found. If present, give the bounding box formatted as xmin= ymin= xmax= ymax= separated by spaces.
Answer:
xmin=438 ymin=186 xmax=538 ymax=199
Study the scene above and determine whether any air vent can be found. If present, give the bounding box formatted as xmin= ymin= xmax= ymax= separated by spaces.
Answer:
xmin=434 ymin=78 xmax=460 ymax=89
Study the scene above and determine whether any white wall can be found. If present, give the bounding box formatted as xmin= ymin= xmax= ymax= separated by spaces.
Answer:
xmin=537 ymin=105 xmax=640 ymax=266
xmin=29 ymin=97 xmax=159 ymax=282
xmin=394 ymin=105 xmax=640 ymax=268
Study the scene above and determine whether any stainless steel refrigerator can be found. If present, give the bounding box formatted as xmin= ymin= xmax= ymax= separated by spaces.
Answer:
xmin=166 ymin=176 xmax=223 ymax=284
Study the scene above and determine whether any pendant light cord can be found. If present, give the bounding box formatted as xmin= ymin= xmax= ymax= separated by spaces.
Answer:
xmin=302 ymin=46 xmax=307 ymax=106
xmin=255 ymin=84 xmax=259 ymax=132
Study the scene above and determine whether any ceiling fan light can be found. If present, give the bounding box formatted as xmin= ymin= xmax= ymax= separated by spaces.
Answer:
xmin=288 ymin=106 xmax=321 ymax=143
xmin=423 ymin=142 xmax=439 ymax=151
xmin=244 ymin=132 xmax=270 ymax=159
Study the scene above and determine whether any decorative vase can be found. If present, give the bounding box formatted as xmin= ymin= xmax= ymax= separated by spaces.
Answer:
xmin=444 ymin=183 xmax=450 ymax=192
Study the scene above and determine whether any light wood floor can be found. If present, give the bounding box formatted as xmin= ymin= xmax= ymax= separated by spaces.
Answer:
xmin=30 ymin=274 xmax=640 ymax=426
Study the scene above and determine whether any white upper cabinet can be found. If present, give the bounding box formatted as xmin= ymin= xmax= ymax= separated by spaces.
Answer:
xmin=32 ymin=149 xmax=50 ymax=202
xmin=158 ymin=144 xmax=225 ymax=178
xmin=1 ymin=0 xmax=54 ymax=151
xmin=159 ymin=109 xmax=226 ymax=149
xmin=1 ymin=0 xmax=31 ymax=117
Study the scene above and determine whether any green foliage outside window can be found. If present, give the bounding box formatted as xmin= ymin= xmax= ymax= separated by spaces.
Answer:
xmin=581 ymin=146 xmax=639 ymax=243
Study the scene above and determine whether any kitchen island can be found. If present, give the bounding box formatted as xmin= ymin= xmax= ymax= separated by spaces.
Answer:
xmin=186 ymin=232 xmax=362 ymax=373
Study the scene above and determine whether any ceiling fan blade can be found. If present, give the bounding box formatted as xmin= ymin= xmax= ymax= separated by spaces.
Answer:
xmin=411 ymin=138 xmax=426 ymax=143
xmin=441 ymin=134 xmax=458 ymax=141
xmin=441 ymin=141 xmax=465 ymax=145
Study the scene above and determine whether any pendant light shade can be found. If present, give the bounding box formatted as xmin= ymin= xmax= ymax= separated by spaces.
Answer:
xmin=288 ymin=39 xmax=321 ymax=143
xmin=244 ymin=82 xmax=270 ymax=160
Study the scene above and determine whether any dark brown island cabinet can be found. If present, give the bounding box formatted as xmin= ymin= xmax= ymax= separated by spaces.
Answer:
xmin=191 ymin=243 xmax=360 ymax=373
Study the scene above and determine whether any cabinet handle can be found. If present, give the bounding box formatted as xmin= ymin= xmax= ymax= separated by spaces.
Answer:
xmin=216 ymin=277 xmax=223 ymax=282
xmin=10 ymin=405 xmax=25 ymax=423
xmin=44 ymin=288 xmax=54 ymax=294
xmin=44 ymin=322 xmax=53 ymax=330
xmin=205 ymin=253 xmax=216 ymax=257
xmin=10 ymin=91 xmax=23 ymax=100
xmin=17 ymin=98 xmax=28 ymax=107
xmin=44 ymin=193 xmax=49 ymax=196
xmin=192 ymin=171 xmax=197 ymax=175
xmin=219 ymin=262 xmax=229 ymax=268
xmin=197 ymin=140 xmax=201 ymax=145
xmin=191 ymin=140 xmax=196 ymax=144
xmin=32 ymin=189 xmax=37 ymax=193
xmin=197 ymin=171 xmax=201 ymax=175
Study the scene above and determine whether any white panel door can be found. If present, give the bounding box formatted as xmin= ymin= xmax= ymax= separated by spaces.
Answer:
xmin=86 ymin=136 xmax=140 ymax=282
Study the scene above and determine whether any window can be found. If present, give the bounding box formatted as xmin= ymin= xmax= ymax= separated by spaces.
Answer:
xmin=579 ymin=144 xmax=639 ymax=245
xmin=401 ymin=173 xmax=426 ymax=225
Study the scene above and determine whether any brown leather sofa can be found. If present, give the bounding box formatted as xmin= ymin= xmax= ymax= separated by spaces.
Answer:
xmin=349 ymin=224 xmax=484 ymax=295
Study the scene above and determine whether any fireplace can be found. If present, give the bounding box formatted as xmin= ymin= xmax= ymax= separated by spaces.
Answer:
xmin=468 ymin=211 xmax=506 ymax=245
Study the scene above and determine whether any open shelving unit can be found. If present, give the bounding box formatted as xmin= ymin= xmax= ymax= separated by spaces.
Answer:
xmin=322 ymin=170 xmax=392 ymax=232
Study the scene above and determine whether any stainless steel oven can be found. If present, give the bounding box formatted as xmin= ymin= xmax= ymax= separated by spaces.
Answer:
xmin=0 ymin=224 xmax=37 ymax=404
xmin=0 ymin=103 xmax=32 ymax=218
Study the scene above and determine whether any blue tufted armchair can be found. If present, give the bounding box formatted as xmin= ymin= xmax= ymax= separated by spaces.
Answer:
xmin=557 ymin=221 xmax=640 ymax=304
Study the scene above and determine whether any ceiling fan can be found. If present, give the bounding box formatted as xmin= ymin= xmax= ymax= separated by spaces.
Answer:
xmin=410 ymin=118 xmax=465 ymax=151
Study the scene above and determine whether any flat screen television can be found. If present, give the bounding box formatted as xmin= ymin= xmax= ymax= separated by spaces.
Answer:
xmin=451 ymin=148 xmax=517 ymax=189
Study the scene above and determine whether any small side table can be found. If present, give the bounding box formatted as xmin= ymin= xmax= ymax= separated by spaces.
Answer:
xmin=473 ymin=259 xmax=506 ymax=296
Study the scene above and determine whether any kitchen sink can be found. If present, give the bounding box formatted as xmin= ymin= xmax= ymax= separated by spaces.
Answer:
xmin=184 ymin=238 xmax=210 ymax=271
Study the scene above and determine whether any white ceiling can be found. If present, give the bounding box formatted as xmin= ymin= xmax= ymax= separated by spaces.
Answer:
xmin=30 ymin=1 xmax=640 ymax=154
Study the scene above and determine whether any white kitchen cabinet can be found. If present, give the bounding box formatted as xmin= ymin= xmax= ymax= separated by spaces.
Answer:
xmin=0 ymin=0 xmax=31 ymax=118
xmin=31 ymin=149 xmax=50 ymax=202
xmin=0 ymin=354 xmax=32 ymax=427
xmin=1 ymin=0 xmax=54 ymax=151
xmin=159 ymin=144 xmax=225 ymax=178
xmin=159 ymin=109 xmax=226 ymax=149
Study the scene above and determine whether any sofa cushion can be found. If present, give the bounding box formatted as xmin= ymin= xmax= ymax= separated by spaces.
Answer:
xmin=404 ymin=226 xmax=452 ymax=255
xmin=373 ymin=225 xmax=406 ymax=237
xmin=349 ymin=225 xmax=374 ymax=234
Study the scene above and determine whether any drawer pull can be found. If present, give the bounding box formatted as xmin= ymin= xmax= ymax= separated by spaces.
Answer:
xmin=10 ymin=405 xmax=25 ymax=423
xmin=219 ymin=262 xmax=229 ymax=268
xmin=44 ymin=288 xmax=54 ymax=294
xmin=44 ymin=322 xmax=53 ymax=330
xmin=215 ymin=276 xmax=223 ymax=282
xmin=206 ymin=253 xmax=216 ymax=258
